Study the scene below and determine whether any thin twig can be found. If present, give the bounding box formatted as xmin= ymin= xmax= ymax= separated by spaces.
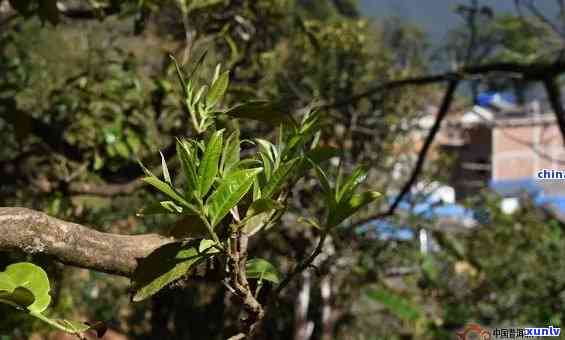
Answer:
xmin=543 ymin=76 xmax=565 ymax=145
xmin=276 ymin=230 xmax=328 ymax=295
xmin=347 ymin=79 xmax=460 ymax=227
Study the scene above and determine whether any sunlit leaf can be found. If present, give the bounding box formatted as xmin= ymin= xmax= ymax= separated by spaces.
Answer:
xmin=261 ymin=158 xmax=301 ymax=199
xmin=206 ymin=168 xmax=263 ymax=227
xmin=336 ymin=166 xmax=368 ymax=202
xmin=198 ymin=130 xmax=224 ymax=197
xmin=160 ymin=151 xmax=172 ymax=186
xmin=246 ymin=258 xmax=280 ymax=284
xmin=328 ymin=191 xmax=381 ymax=227
xmin=207 ymin=70 xmax=230 ymax=107
xmin=221 ymin=130 xmax=240 ymax=175
xmin=241 ymin=212 xmax=273 ymax=236
xmin=29 ymin=312 xmax=106 ymax=337
xmin=142 ymin=177 xmax=195 ymax=212
xmin=198 ymin=239 xmax=220 ymax=254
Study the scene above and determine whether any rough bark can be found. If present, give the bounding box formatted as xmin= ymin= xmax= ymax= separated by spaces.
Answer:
xmin=0 ymin=207 xmax=174 ymax=277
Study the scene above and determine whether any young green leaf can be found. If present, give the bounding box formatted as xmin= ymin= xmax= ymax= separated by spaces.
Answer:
xmin=142 ymin=177 xmax=195 ymax=212
xmin=160 ymin=151 xmax=172 ymax=186
xmin=198 ymin=239 xmax=220 ymax=254
xmin=28 ymin=312 xmax=104 ymax=337
xmin=328 ymin=191 xmax=381 ymax=227
xmin=261 ymin=158 xmax=301 ymax=199
xmin=246 ymin=258 xmax=280 ymax=284
xmin=169 ymin=55 xmax=188 ymax=97
xmin=0 ymin=263 xmax=51 ymax=313
xmin=206 ymin=168 xmax=263 ymax=227
xmin=221 ymin=130 xmax=240 ymax=175
xmin=136 ymin=201 xmax=184 ymax=216
xmin=207 ymin=70 xmax=230 ymax=108
xmin=198 ymin=130 xmax=224 ymax=197
xmin=241 ymin=212 xmax=273 ymax=236
xmin=225 ymin=159 xmax=263 ymax=177
xmin=246 ymin=198 xmax=283 ymax=218
xmin=176 ymin=139 xmax=200 ymax=197
xmin=312 ymin=162 xmax=332 ymax=195
xmin=336 ymin=166 xmax=368 ymax=202
xmin=137 ymin=159 xmax=155 ymax=177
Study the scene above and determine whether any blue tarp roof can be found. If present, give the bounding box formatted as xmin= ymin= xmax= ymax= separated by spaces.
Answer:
xmin=364 ymin=194 xmax=475 ymax=240
xmin=489 ymin=178 xmax=542 ymax=197
xmin=477 ymin=91 xmax=517 ymax=107
xmin=491 ymin=177 xmax=565 ymax=215
xmin=366 ymin=177 xmax=565 ymax=240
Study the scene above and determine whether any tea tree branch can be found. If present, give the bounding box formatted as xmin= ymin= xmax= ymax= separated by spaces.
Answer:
xmin=0 ymin=207 xmax=174 ymax=277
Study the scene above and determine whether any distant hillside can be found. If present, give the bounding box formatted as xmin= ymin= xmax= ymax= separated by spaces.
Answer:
xmin=360 ymin=0 xmax=558 ymax=42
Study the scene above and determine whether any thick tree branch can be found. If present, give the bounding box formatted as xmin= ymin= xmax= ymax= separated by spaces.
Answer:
xmin=0 ymin=207 xmax=174 ymax=277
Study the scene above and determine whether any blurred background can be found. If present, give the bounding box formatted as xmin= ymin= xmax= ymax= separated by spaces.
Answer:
xmin=1 ymin=0 xmax=564 ymax=339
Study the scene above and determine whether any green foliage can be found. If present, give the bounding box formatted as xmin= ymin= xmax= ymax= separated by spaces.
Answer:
xmin=246 ymin=258 xmax=280 ymax=284
xmin=313 ymin=164 xmax=381 ymax=227
xmin=134 ymin=58 xmax=381 ymax=302
xmin=0 ymin=262 xmax=103 ymax=337
xmin=366 ymin=288 xmax=422 ymax=322
xmin=131 ymin=241 xmax=216 ymax=302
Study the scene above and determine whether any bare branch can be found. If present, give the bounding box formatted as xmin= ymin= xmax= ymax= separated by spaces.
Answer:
xmin=349 ymin=79 xmax=460 ymax=226
xmin=0 ymin=207 xmax=174 ymax=277
xmin=323 ymin=60 xmax=565 ymax=109
xmin=276 ymin=230 xmax=328 ymax=295
xmin=543 ymin=76 xmax=565 ymax=145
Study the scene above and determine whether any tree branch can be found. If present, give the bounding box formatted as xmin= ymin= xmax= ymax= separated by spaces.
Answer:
xmin=275 ymin=230 xmax=328 ymax=295
xmin=349 ymin=79 xmax=459 ymax=226
xmin=543 ymin=76 xmax=565 ymax=145
xmin=0 ymin=207 xmax=174 ymax=277
xmin=323 ymin=60 xmax=565 ymax=109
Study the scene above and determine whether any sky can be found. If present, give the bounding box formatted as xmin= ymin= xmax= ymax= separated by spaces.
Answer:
xmin=359 ymin=0 xmax=558 ymax=42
